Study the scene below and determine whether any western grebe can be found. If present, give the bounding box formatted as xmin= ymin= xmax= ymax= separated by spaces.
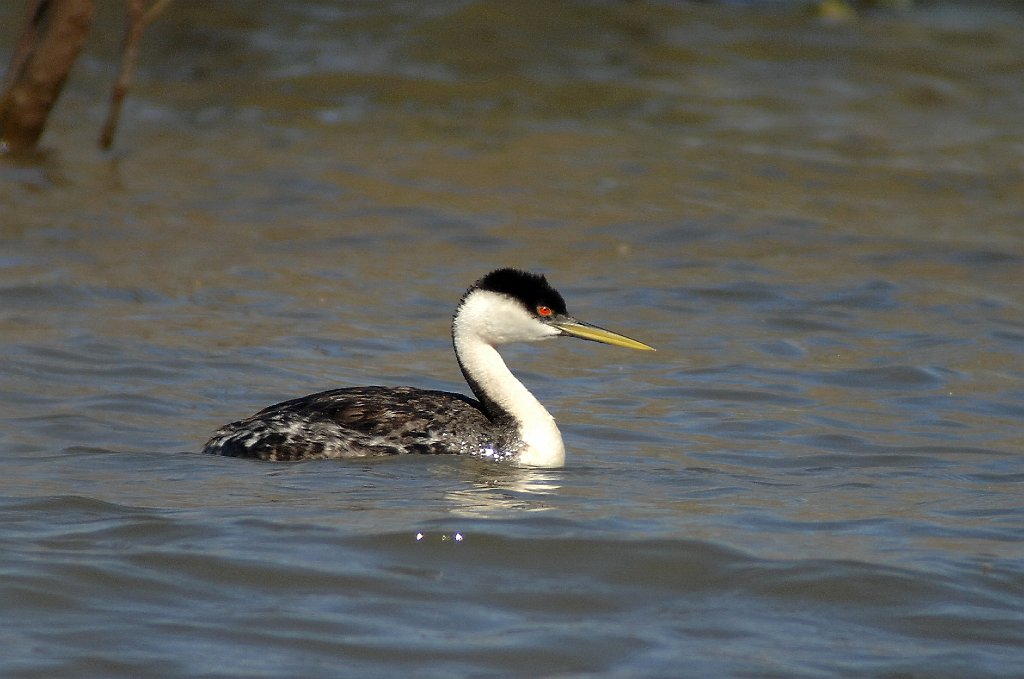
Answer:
xmin=201 ymin=268 xmax=654 ymax=466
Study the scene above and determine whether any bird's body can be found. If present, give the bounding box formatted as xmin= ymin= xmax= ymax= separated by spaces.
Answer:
xmin=203 ymin=386 xmax=524 ymax=462
xmin=202 ymin=268 xmax=652 ymax=467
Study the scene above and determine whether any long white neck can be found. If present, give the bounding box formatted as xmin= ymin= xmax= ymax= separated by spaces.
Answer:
xmin=452 ymin=295 xmax=565 ymax=467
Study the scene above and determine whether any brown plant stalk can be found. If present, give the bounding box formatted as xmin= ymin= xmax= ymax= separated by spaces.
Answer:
xmin=0 ymin=0 xmax=96 ymax=154
xmin=99 ymin=0 xmax=171 ymax=149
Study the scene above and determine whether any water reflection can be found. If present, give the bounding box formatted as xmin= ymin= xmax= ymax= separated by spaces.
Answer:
xmin=442 ymin=463 xmax=563 ymax=519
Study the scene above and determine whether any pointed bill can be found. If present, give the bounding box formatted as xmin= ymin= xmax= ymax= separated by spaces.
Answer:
xmin=550 ymin=318 xmax=655 ymax=351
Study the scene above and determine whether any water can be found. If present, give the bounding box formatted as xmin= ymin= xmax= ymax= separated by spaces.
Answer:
xmin=2 ymin=1 xmax=1023 ymax=677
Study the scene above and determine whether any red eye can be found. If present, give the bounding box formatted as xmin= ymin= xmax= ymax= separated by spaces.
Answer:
xmin=536 ymin=305 xmax=552 ymax=317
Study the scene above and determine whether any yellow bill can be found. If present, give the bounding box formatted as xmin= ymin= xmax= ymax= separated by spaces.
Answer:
xmin=551 ymin=319 xmax=656 ymax=351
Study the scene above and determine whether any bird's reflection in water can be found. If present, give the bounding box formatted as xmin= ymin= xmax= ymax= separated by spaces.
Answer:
xmin=441 ymin=462 xmax=564 ymax=519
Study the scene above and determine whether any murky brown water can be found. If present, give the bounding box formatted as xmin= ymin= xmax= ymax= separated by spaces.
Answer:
xmin=2 ymin=2 xmax=1023 ymax=677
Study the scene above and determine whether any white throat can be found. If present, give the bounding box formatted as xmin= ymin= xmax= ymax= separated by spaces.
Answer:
xmin=453 ymin=292 xmax=565 ymax=467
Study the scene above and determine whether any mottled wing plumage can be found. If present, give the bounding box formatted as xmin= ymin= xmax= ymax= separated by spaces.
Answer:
xmin=202 ymin=386 xmax=514 ymax=461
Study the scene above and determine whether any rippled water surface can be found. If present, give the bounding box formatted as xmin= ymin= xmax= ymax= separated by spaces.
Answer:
xmin=2 ymin=2 xmax=1023 ymax=677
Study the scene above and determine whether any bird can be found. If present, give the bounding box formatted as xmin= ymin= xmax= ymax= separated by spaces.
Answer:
xmin=201 ymin=268 xmax=654 ymax=467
